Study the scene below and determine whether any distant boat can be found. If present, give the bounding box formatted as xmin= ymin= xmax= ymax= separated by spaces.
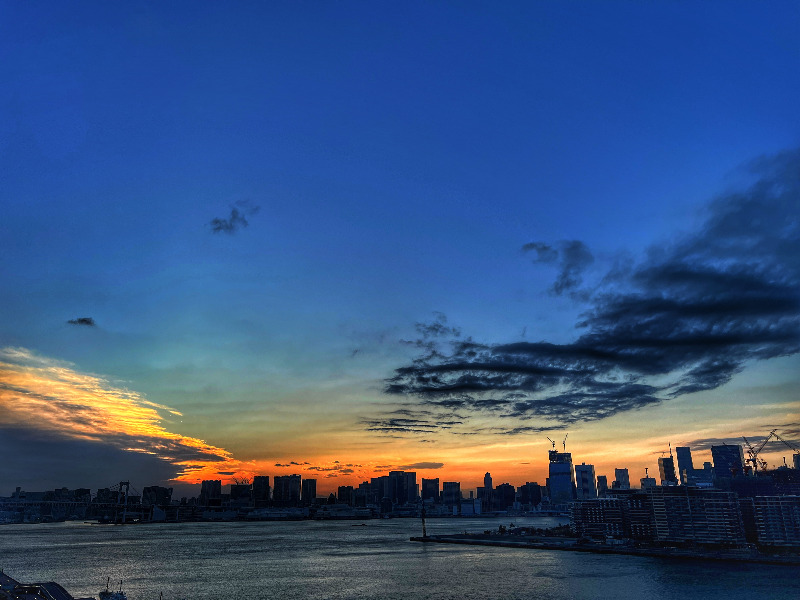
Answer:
xmin=99 ymin=577 xmax=127 ymax=600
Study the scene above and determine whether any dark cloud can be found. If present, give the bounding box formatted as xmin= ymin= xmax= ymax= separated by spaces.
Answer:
xmin=209 ymin=200 xmax=260 ymax=234
xmin=384 ymin=149 xmax=800 ymax=434
xmin=217 ymin=471 xmax=236 ymax=476
xmin=67 ymin=317 xmax=95 ymax=326
xmin=522 ymin=240 xmax=594 ymax=296
xmin=398 ymin=462 xmax=444 ymax=470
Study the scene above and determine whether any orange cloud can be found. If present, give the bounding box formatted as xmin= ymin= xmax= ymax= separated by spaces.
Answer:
xmin=0 ymin=347 xmax=252 ymax=484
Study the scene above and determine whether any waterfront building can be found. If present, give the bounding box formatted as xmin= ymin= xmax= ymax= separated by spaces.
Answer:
xmin=253 ymin=476 xmax=270 ymax=507
xmin=517 ymin=482 xmax=543 ymax=508
xmin=711 ymin=445 xmax=745 ymax=479
xmin=199 ymin=480 xmax=222 ymax=507
xmin=613 ymin=468 xmax=630 ymax=490
xmin=371 ymin=476 xmax=389 ymax=502
xmin=273 ymin=475 xmax=301 ymax=505
xmin=479 ymin=472 xmax=494 ymax=511
xmin=548 ymin=452 xmax=576 ymax=504
xmin=388 ymin=471 xmax=407 ymax=504
xmin=494 ymin=483 xmax=516 ymax=511
xmin=141 ymin=486 xmax=173 ymax=506
xmin=648 ymin=486 xmax=745 ymax=546
xmin=229 ymin=484 xmax=252 ymax=507
xmin=405 ymin=472 xmax=418 ymax=502
xmin=575 ymin=463 xmax=597 ymax=500
xmin=596 ymin=475 xmax=608 ymax=497
xmin=301 ymin=478 xmax=316 ymax=505
xmin=442 ymin=481 xmax=461 ymax=510
xmin=421 ymin=478 xmax=439 ymax=503
xmin=750 ymin=495 xmax=800 ymax=546
xmin=658 ymin=456 xmax=678 ymax=486
xmin=337 ymin=485 xmax=354 ymax=506
xmin=675 ymin=447 xmax=694 ymax=484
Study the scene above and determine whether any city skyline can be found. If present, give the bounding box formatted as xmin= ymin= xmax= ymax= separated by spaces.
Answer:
xmin=2 ymin=2 xmax=800 ymax=497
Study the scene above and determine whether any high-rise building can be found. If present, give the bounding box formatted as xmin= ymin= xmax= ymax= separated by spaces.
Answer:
xmin=480 ymin=472 xmax=494 ymax=511
xmin=405 ymin=472 xmax=418 ymax=503
xmin=388 ymin=471 xmax=407 ymax=504
xmin=613 ymin=468 xmax=630 ymax=490
xmin=229 ymin=484 xmax=252 ymax=507
xmin=596 ymin=475 xmax=608 ymax=497
xmin=575 ymin=463 xmax=597 ymax=500
xmin=273 ymin=475 xmax=301 ymax=505
xmin=199 ymin=480 xmax=221 ymax=506
xmin=494 ymin=483 xmax=516 ymax=510
xmin=675 ymin=447 xmax=694 ymax=484
xmin=548 ymin=451 xmax=576 ymax=504
xmin=371 ymin=476 xmax=390 ymax=501
xmin=337 ymin=485 xmax=354 ymax=506
xmin=252 ymin=476 xmax=270 ymax=506
xmin=658 ymin=456 xmax=678 ymax=486
xmin=793 ymin=454 xmax=800 ymax=470
xmin=442 ymin=482 xmax=461 ymax=508
xmin=421 ymin=478 xmax=439 ymax=502
xmin=517 ymin=482 xmax=542 ymax=508
xmin=301 ymin=478 xmax=316 ymax=505
xmin=711 ymin=445 xmax=745 ymax=479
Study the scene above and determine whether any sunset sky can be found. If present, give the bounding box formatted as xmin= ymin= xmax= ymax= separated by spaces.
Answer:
xmin=2 ymin=2 xmax=800 ymax=497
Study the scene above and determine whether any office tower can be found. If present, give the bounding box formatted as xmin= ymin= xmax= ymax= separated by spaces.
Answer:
xmin=252 ymin=476 xmax=270 ymax=506
xmin=711 ymin=445 xmax=745 ymax=479
xmin=442 ymin=482 xmax=461 ymax=508
xmin=793 ymin=454 xmax=800 ymax=470
xmin=548 ymin=451 xmax=576 ymax=504
xmin=640 ymin=475 xmax=657 ymax=489
xmin=301 ymin=478 xmax=316 ymax=505
xmin=229 ymin=483 xmax=252 ymax=506
xmin=405 ymin=472 xmax=418 ymax=502
xmin=613 ymin=468 xmax=630 ymax=490
xmin=517 ymin=482 xmax=542 ymax=508
xmin=371 ymin=476 xmax=390 ymax=501
xmin=658 ymin=456 xmax=678 ymax=486
xmin=273 ymin=474 xmax=301 ymax=505
xmin=596 ymin=475 xmax=608 ymax=497
xmin=142 ymin=486 xmax=173 ymax=506
xmin=337 ymin=485 xmax=354 ymax=506
xmin=675 ymin=447 xmax=694 ymax=485
xmin=481 ymin=472 xmax=494 ymax=511
xmin=199 ymin=480 xmax=221 ymax=506
xmin=421 ymin=478 xmax=439 ymax=502
xmin=388 ymin=471 xmax=408 ymax=504
xmin=575 ymin=463 xmax=597 ymax=500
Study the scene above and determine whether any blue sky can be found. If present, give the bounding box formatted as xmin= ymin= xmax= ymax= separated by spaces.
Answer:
xmin=1 ymin=1 xmax=799 ymax=493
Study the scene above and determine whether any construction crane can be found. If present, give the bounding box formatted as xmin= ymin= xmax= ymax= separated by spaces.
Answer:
xmin=773 ymin=430 xmax=800 ymax=453
xmin=742 ymin=429 xmax=775 ymax=474
xmin=562 ymin=433 xmax=568 ymax=452
xmin=546 ymin=437 xmax=556 ymax=449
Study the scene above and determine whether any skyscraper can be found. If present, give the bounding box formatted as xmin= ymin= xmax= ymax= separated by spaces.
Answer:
xmin=613 ymin=468 xmax=630 ymax=490
xmin=421 ymin=478 xmax=439 ymax=502
xmin=301 ymin=478 xmax=316 ymax=505
xmin=442 ymin=482 xmax=461 ymax=509
xmin=658 ymin=456 xmax=678 ymax=486
xmin=711 ymin=445 xmax=745 ymax=479
xmin=675 ymin=447 xmax=694 ymax=485
xmin=252 ymin=476 xmax=270 ymax=507
xmin=548 ymin=451 xmax=576 ymax=504
xmin=575 ymin=463 xmax=597 ymax=500
xmin=596 ymin=475 xmax=608 ymax=497
xmin=273 ymin=474 xmax=301 ymax=505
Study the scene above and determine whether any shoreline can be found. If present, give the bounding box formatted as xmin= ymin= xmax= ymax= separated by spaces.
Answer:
xmin=410 ymin=534 xmax=800 ymax=566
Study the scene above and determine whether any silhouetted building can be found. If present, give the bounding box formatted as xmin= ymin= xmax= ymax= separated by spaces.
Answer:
xmin=517 ymin=482 xmax=543 ymax=508
xmin=711 ymin=445 xmax=745 ymax=479
xmin=750 ymin=496 xmax=800 ymax=546
xmin=230 ymin=484 xmax=252 ymax=507
xmin=388 ymin=471 xmax=407 ymax=504
xmin=273 ymin=475 xmax=301 ymax=505
xmin=405 ymin=472 xmax=418 ymax=502
xmin=199 ymin=480 xmax=222 ymax=507
xmin=612 ymin=468 xmax=630 ymax=490
xmin=371 ymin=476 xmax=390 ymax=502
xmin=675 ymin=447 xmax=694 ymax=485
xmin=301 ymin=478 xmax=317 ymax=505
xmin=479 ymin=473 xmax=494 ymax=511
xmin=494 ymin=483 xmax=516 ymax=510
xmin=658 ymin=456 xmax=678 ymax=486
xmin=337 ymin=485 xmax=354 ymax=506
xmin=442 ymin=481 xmax=461 ymax=509
xmin=596 ymin=475 xmax=608 ymax=497
xmin=548 ymin=452 xmax=576 ymax=504
xmin=421 ymin=478 xmax=439 ymax=502
xmin=575 ymin=463 xmax=597 ymax=500
xmin=253 ymin=476 xmax=270 ymax=506
xmin=142 ymin=486 xmax=173 ymax=506
xmin=640 ymin=474 xmax=657 ymax=489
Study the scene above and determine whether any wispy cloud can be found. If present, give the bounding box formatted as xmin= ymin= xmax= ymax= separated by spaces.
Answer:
xmin=384 ymin=149 xmax=800 ymax=434
xmin=0 ymin=347 xmax=250 ymax=483
xmin=209 ymin=200 xmax=260 ymax=234
xmin=67 ymin=317 xmax=95 ymax=326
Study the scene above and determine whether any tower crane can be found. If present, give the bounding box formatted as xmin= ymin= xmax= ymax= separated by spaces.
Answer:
xmin=773 ymin=430 xmax=800 ymax=453
xmin=562 ymin=433 xmax=568 ymax=452
xmin=742 ymin=430 xmax=775 ymax=474
xmin=546 ymin=437 xmax=556 ymax=449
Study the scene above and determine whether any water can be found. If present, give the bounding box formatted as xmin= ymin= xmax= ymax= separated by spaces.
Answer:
xmin=0 ymin=517 xmax=797 ymax=600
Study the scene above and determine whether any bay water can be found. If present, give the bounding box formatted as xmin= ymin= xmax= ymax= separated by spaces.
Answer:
xmin=0 ymin=517 xmax=797 ymax=599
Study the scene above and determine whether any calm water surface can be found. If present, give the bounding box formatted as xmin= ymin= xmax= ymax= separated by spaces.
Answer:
xmin=1 ymin=517 xmax=797 ymax=599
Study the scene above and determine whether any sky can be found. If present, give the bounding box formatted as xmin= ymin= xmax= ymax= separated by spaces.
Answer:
xmin=2 ymin=1 xmax=799 ymax=497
